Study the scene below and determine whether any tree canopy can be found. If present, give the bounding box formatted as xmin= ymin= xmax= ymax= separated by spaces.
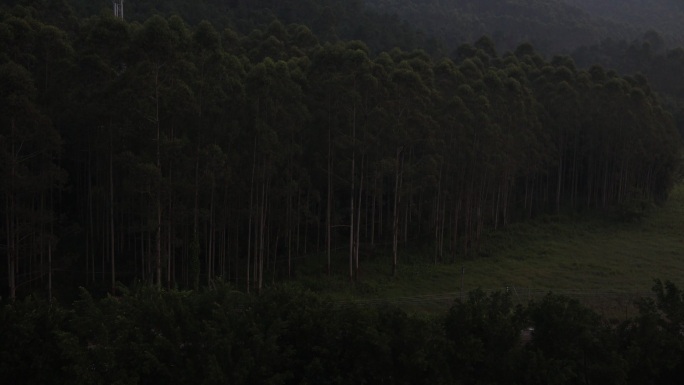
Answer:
xmin=0 ymin=1 xmax=681 ymax=299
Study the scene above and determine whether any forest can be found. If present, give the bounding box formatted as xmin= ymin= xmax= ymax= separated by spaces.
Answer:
xmin=3 ymin=0 xmax=684 ymax=383
xmin=1 ymin=0 xmax=682 ymax=300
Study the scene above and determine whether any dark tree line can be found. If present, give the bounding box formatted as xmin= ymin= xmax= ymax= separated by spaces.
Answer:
xmin=2 ymin=281 xmax=684 ymax=384
xmin=0 ymin=4 xmax=680 ymax=299
xmin=14 ymin=1 xmax=684 ymax=59
xmin=15 ymin=0 xmax=426 ymax=54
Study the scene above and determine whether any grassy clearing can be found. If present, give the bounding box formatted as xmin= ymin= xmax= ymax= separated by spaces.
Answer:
xmin=293 ymin=184 xmax=684 ymax=314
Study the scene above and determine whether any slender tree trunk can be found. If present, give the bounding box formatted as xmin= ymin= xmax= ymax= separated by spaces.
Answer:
xmin=155 ymin=65 xmax=162 ymax=289
xmin=86 ymin=154 xmax=91 ymax=284
xmin=167 ymin=194 xmax=173 ymax=289
xmin=304 ymin=189 xmax=309 ymax=256
xmin=101 ymin=205 xmax=106 ymax=283
xmin=268 ymin=227 xmax=280 ymax=285
xmin=403 ymin=150 xmax=412 ymax=246
xmin=156 ymin=199 xmax=162 ymax=288
xmin=371 ymin=175 xmax=376 ymax=246
xmin=167 ymin=123 xmax=176 ymax=289
xmin=453 ymin=196 xmax=461 ymax=264
xmin=235 ymin=223 xmax=240 ymax=287
xmin=7 ymin=118 xmax=17 ymax=300
xmin=392 ymin=147 xmax=403 ymax=277
xmin=439 ymin=193 xmax=446 ymax=263
xmin=109 ymin=122 xmax=116 ymax=294
xmin=355 ymin=155 xmax=364 ymax=279
xmin=6 ymin=191 xmax=15 ymax=301
xmin=286 ymin=179 xmax=292 ymax=279
xmin=571 ymin=137 xmax=579 ymax=207
xmin=434 ymin=193 xmax=440 ymax=264
xmin=296 ymin=188 xmax=301 ymax=261
xmin=285 ymin=159 xmax=293 ymax=279
xmin=349 ymin=113 xmax=355 ymax=282
xmin=48 ymin=240 xmax=52 ymax=301
xmin=379 ymin=177 xmax=384 ymax=239
xmin=327 ymin=104 xmax=333 ymax=276
xmin=494 ymin=183 xmax=501 ymax=230
xmin=258 ymin=166 xmax=269 ymax=293
xmin=247 ymin=135 xmax=257 ymax=293
xmin=207 ymin=177 xmax=215 ymax=285
xmin=140 ymin=196 xmax=146 ymax=283
xmin=464 ymin=168 xmax=476 ymax=256
xmin=556 ymin=138 xmax=564 ymax=214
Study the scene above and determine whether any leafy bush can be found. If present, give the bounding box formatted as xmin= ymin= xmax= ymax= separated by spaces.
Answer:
xmin=4 ymin=283 xmax=684 ymax=384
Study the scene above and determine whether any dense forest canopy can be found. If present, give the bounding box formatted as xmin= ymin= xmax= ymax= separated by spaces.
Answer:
xmin=0 ymin=0 xmax=682 ymax=301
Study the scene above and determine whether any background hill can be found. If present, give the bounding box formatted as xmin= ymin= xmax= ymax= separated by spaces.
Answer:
xmin=365 ymin=0 xmax=634 ymax=54
xmin=17 ymin=0 xmax=684 ymax=56
xmin=365 ymin=0 xmax=684 ymax=55
xmin=565 ymin=0 xmax=684 ymax=46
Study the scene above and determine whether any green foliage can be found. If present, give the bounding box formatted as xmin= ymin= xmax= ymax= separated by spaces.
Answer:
xmin=3 ymin=283 xmax=684 ymax=384
xmin=0 ymin=285 xmax=449 ymax=384
xmin=0 ymin=1 xmax=681 ymax=302
xmin=2 ymin=4 xmax=683 ymax=382
xmin=0 ymin=296 xmax=70 ymax=384
xmin=617 ymin=280 xmax=684 ymax=385
xmin=444 ymin=290 xmax=526 ymax=384
xmin=524 ymin=294 xmax=627 ymax=385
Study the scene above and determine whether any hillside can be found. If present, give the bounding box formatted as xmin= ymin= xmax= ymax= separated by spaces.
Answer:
xmin=565 ymin=0 xmax=684 ymax=46
xmin=365 ymin=0 xmax=634 ymax=54
xmin=365 ymin=0 xmax=684 ymax=55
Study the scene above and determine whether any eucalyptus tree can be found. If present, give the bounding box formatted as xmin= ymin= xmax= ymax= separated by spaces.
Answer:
xmin=332 ymin=42 xmax=376 ymax=281
xmin=452 ymin=60 xmax=490 ymax=255
xmin=186 ymin=20 xmax=247 ymax=287
xmin=61 ymin=13 xmax=132 ymax=290
xmin=128 ymin=15 xmax=197 ymax=288
xmin=376 ymin=52 xmax=434 ymax=276
xmin=432 ymin=58 xmax=472 ymax=261
xmin=307 ymin=41 xmax=374 ymax=278
xmin=0 ymin=61 xmax=63 ymax=300
xmin=497 ymin=59 xmax=546 ymax=225
xmin=246 ymin=56 xmax=308 ymax=291
xmin=307 ymin=42 xmax=343 ymax=277
xmin=548 ymin=63 xmax=583 ymax=211
xmin=0 ymin=9 xmax=66 ymax=299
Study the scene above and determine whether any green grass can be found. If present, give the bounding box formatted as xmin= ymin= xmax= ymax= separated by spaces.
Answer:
xmin=293 ymin=184 xmax=684 ymax=315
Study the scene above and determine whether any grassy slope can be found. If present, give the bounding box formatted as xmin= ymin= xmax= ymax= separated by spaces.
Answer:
xmin=296 ymin=184 xmax=684 ymax=315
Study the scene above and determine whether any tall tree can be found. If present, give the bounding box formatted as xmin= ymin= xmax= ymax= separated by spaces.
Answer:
xmin=0 ymin=61 xmax=62 ymax=299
